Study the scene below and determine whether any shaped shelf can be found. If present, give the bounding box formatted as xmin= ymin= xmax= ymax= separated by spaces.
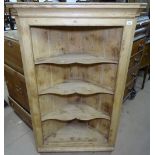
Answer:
xmin=35 ymin=53 xmax=118 ymax=65
xmin=39 ymin=80 xmax=114 ymax=95
xmin=44 ymin=121 xmax=107 ymax=144
xmin=41 ymin=103 xmax=110 ymax=122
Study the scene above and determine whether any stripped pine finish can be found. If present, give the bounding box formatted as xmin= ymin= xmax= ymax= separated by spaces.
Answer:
xmin=43 ymin=121 xmax=107 ymax=144
xmin=9 ymin=2 xmax=146 ymax=152
xmin=39 ymin=80 xmax=114 ymax=95
xmin=41 ymin=103 xmax=110 ymax=121
xmin=36 ymin=64 xmax=118 ymax=92
xmin=31 ymin=26 xmax=122 ymax=61
xmin=35 ymin=53 xmax=118 ymax=65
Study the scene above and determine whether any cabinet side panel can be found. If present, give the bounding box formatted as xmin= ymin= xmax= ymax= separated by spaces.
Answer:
xmin=109 ymin=19 xmax=137 ymax=145
xmin=15 ymin=17 xmax=43 ymax=148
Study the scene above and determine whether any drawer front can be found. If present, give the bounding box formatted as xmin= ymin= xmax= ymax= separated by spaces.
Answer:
xmin=140 ymin=43 xmax=150 ymax=68
xmin=131 ymin=38 xmax=145 ymax=56
xmin=4 ymin=65 xmax=30 ymax=112
xmin=126 ymin=65 xmax=139 ymax=84
xmin=136 ymin=20 xmax=150 ymax=29
xmin=124 ymin=81 xmax=135 ymax=99
xmin=129 ymin=51 xmax=143 ymax=69
xmin=9 ymin=97 xmax=32 ymax=128
xmin=135 ymin=27 xmax=147 ymax=36
xmin=4 ymin=38 xmax=23 ymax=74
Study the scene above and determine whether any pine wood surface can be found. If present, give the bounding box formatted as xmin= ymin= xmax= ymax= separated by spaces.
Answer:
xmin=4 ymin=31 xmax=23 ymax=74
xmin=4 ymin=64 xmax=29 ymax=111
xmin=35 ymin=53 xmax=118 ymax=65
xmin=41 ymin=103 xmax=110 ymax=121
xmin=9 ymin=2 xmax=146 ymax=152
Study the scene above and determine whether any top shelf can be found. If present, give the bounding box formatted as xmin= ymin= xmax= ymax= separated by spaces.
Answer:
xmin=35 ymin=53 xmax=118 ymax=65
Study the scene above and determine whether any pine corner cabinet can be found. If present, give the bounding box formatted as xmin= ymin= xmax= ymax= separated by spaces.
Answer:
xmin=11 ymin=2 xmax=146 ymax=152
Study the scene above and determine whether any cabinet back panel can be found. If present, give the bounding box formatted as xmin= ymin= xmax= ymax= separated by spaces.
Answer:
xmin=31 ymin=26 xmax=123 ymax=61
xmin=39 ymin=94 xmax=113 ymax=117
xmin=42 ymin=119 xmax=109 ymax=146
xmin=30 ymin=26 xmax=122 ymax=147
xmin=36 ymin=64 xmax=118 ymax=91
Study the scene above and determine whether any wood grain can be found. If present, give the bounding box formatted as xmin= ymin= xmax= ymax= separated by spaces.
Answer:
xmin=108 ymin=19 xmax=137 ymax=145
xmin=39 ymin=80 xmax=114 ymax=95
xmin=35 ymin=53 xmax=118 ymax=65
xmin=4 ymin=34 xmax=23 ymax=74
xmin=41 ymin=103 xmax=110 ymax=121
xmin=39 ymin=94 xmax=113 ymax=118
xmin=15 ymin=17 xmax=43 ymax=147
xmin=31 ymin=26 xmax=122 ymax=61
xmin=4 ymin=64 xmax=29 ymax=112
xmin=11 ymin=2 xmax=145 ymax=152
xmin=43 ymin=120 xmax=107 ymax=145
xmin=36 ymin=64 xmax=118 ymax=93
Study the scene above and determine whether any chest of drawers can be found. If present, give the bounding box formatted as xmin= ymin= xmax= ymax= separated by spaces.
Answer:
xmin=140 ymin=40 xmax=150 ymax=69
xmin=4 ymin=30 xmax=32 ymax=128
xmin=123 ymin=15 xmax=149 ymax=100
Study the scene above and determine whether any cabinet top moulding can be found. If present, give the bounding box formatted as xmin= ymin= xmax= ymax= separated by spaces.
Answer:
xmin=6 ymin=2 xmax=146 ymax=19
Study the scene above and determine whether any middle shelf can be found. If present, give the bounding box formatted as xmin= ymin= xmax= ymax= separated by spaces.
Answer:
xmin=35 ymin=53 xmax=118 ymax=65
xmin=39 ymin=80 xmax=114 ymax=95
xmin=41 ymin=103 xmax=110 ymax=122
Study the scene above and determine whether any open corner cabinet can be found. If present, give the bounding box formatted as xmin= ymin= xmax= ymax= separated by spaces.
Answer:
xmin=12 ymin=2 xmax=146 ymax=152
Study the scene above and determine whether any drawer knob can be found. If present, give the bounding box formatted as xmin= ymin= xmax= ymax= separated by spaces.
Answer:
xmin=15 ymin=85 xmax=23 ymax=96
xmin=131 ymin=73 xmax=136 ymax=77
xmin=138 ymin=44 xmax=144 ymax=51
xmin=8 ymin=41 xmax=13 ymax=47
xmin=134 ymin=58 xmax=140 ymax=63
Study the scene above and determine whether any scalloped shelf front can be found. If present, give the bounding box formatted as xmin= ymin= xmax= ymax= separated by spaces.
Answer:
xmin=39 ymin=80 xmax=114 ymax=95
xmin=35 ymin=53 xmax=118 ymax=65
xmin=41 ymin=103 xmax=110 ymax=122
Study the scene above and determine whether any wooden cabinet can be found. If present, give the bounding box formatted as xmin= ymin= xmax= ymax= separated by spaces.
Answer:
xmin=124 ymin=38 xmax=145 ymax=100
xmin=131 ymin=38 xmax=145 ymax=57
xmin=5 ymin=65 xmax=29 ymax=111
xmin=139 ymin=39 xmax=150 ymax=89
xmin=8 ymin=2 xmax=145 ymax=152
xmin=129 ymin=51 xmax=143 ymax=68
xmin=123 ymin=15 xmax=149 ymax=100
xmin=140 ymin=40 xmax=150 ymax=68
xmin=4 ymin=30 xmax=32 ymax=128
xmin=4 ymin=31 xmax=23 ymax=74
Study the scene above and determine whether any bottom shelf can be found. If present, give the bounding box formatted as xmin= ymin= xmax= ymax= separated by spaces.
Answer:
xmin=43 ymin=121 xmax=108 ymax=146
xmin=38 ymin=145 xmax=114 ymax=152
